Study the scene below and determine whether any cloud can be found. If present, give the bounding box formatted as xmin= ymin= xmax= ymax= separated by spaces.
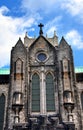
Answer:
xmin=65 ymin=30 xmax=83 ymax=49
xmin=0 ymin=6 xmax=9 ymax=15
xmin=0 ymin=6 xmax=37 ymax=68
xmin=21 ymin=0 xmax=58 ymax=14
xmin=21 ymin=0 xmax=83 ymax=17
xmin=0 ymin=1 xmax=83 ymax=67
xmin=61 ymin=0 xmax=83 ymax=18
xmin=44 ymin=16 xmax=62 ymax=37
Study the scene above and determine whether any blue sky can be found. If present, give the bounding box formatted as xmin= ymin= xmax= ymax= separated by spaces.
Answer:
xmin=0 ymin=0 xmax=83 ymax=68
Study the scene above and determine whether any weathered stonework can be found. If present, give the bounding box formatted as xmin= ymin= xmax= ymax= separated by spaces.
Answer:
xmin=0 ymin=25 xmax=83 ymax=130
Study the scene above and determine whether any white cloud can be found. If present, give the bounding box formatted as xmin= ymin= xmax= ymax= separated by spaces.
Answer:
xmin=61 ymin=0 xmax=83 ymax=17
xmin=65 ymin=30 xmax=83 ymax=49
xmin=0 ymin=1 xmax=83 ymax=67
xmin=21 ymin=0 xmax=83 ymax=17
xmin=21 ymin=0 xmax=57 ymax=14
xmin=0 ymin=6 xmax=36 ymax=68
xmin=45 ymin=16 xmax=62 ymax=37
xmin=46 ymin=27 xmax=56 ymax=37
xmin=0 ymin=6 xmax=9 ymax=15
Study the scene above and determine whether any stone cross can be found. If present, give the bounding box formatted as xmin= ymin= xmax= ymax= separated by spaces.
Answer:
xmin=38 ymin=23 xmax=44 ymax=35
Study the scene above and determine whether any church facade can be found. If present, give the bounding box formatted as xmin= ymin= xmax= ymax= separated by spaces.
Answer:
xmin=0 ymin=24 xmax=83 ymax=130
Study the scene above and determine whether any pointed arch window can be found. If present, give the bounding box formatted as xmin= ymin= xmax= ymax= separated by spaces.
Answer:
xmin=14 ymin=58 xmax=23 ymax=80
xmin=46 ymin=73 xmax=55 ymax=111
xmin=32 ymin=73 xmax=40 ymax=112
xmin=63 ymin=58 xmax=69 ymax=72
xmin=81 ymin=92 xmax=83 ymax=110
xmin=0 ymin=94 xmax=5 ymax=130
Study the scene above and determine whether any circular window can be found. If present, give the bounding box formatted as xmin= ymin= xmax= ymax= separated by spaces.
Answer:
xmin=37 ymin=53 xmax=47 ymax=62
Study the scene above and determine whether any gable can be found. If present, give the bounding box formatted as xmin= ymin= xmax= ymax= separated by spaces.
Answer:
xmin=29 ymin=36 xmax=56 ymax=65
xmin=29 ymin=35 xmax=55 ymax=50
xmin=59 ymin=36 xmax=70 ymax=49
xmin=12 ymin=38 xmax=27 ymax=56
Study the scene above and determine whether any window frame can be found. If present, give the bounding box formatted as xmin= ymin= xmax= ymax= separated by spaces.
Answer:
xmin=31 ymin=73 xmax=40 ymax=112
xmin=46 ymin=73 xmax=55 ymax=112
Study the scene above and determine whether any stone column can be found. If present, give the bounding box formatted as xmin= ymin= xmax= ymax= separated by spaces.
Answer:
xmin=40 ymin=66 xmax=46 ymax=114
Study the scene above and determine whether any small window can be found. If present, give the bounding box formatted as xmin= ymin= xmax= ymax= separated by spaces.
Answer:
xmin=16 ymin=59 xmax=22 ymax=74
xmin=14 ymin=59 xmax=23 ymax=80
xmin=63 ymin=58 xmax=68 ymax=72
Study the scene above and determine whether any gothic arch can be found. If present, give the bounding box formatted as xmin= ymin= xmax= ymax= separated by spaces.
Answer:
xmin=0 ymin=89 xmax=8 ymax=97
xmin=45 ymin=71 xmax=54 ymax=78
xmin=31 ymin=71 xmax=40 ymax=79
xmin=15 ymin=58 xmax=23 ymax=71
xmin=62 ymin=57 xmax=70 ymax=70
xmin=62 ymin=56 xmax=69 ymax=60
xmin=16 ymin=58 xmax=22 ymax=62
xmin=14 ymin=58 xmax=23 ymax=80
xmin=0 ymin=92 xmax=6 ymax=97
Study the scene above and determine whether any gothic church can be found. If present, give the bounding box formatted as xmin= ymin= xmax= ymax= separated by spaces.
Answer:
xmin=0 ymin=24 xmax=83 ymax=130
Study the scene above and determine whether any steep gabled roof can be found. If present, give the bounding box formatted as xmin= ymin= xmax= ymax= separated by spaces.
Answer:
xmin=29 ymin=35 xmax=55 ymax=50
xmin=14 ymin=37 xmax=26 ymax=49
xmin=12 ymin=38 xmax=27 ymax=54
xmin=59 ymin=36 xmax=70 ymax=49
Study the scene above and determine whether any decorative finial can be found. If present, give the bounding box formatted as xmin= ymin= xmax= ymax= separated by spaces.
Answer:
xmin=54 ymin=30 xmax=56 ymax=37
xmin=38 ymin=23 xmax=44 ymax=35
xmin=46 ymin=33 xmax=48 ymax=38
xmin=34 ymin=34 xmax=36 ymax=38
xmin=25 ymin=31 xmax=27 ymax=37
xmin=19 ymin=37 xmax=21 ymax=40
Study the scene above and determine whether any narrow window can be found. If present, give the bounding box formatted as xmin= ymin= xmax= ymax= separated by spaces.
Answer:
xmin=32 ymin=74 xmax=40 ymax=112
xmin=46 ymin=73 xmax=55 ymax=111
xmin=0 ymin=94 xmax=5 ymax=130
xmin=81 ymin=92 xmax=83 ymax=110
xmin=14 ymin=59 xmax=23 ymax=80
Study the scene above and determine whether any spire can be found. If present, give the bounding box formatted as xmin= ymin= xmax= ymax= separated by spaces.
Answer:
xmin=38 ymin=23 xmax=44 ymax=36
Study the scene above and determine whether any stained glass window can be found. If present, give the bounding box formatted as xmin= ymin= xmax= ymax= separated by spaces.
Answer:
xmin=37 ymin=53 xmax=47 ymax=62
xmin=32 ymin=74 xmax=40 ymax=112
xmin=0 ymin=94 xmax=5 ymax=130
xmin=46 ymin=73 xmax=55 ymax=111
